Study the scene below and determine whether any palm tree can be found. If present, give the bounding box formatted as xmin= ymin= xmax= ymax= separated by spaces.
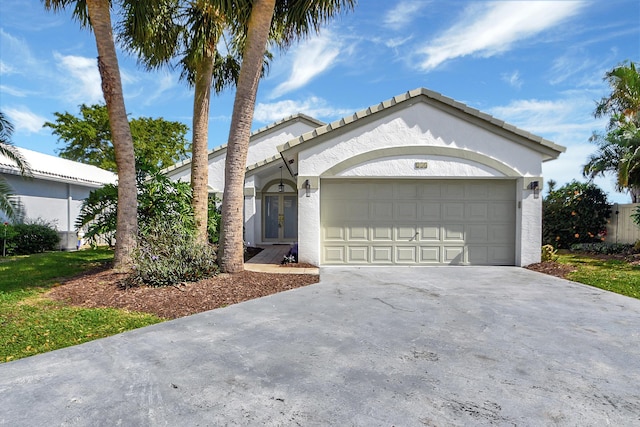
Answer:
xmin=584 ymin=61 xmax=640 ymax=202
xmin=218 ymin=0 xmax=355 ymax=273
xmin=0 ymin=112 xmax=30 ymax=221
xmin=43 ymin=0 xmax=138 ymax=269
xmin=120 ymin=0 xmax=242 ymax=245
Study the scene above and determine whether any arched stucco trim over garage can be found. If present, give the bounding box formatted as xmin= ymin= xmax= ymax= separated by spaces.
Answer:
xmin=320 ymin=146 xmax=521 ymax=178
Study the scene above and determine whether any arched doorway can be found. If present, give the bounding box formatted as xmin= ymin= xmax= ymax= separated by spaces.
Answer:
xmin=262 ymin=180 xmax=297 ymax=243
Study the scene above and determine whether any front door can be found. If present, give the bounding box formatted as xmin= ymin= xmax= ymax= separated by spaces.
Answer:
xmin=264 ymin=194 xmax=297 ymax=242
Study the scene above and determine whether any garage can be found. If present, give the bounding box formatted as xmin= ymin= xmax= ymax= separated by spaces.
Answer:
xmin=321 ymin=179 xmax=516 ymax=265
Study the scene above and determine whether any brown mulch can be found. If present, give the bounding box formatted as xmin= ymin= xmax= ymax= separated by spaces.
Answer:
xmin=47 ymin=269 xmax=319 ymax=320
xmin=525 ymin=261 xmax=577 ymax=279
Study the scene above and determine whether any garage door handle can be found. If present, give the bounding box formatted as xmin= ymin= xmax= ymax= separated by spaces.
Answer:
xmin=411 ymin=232 xmax=419 ymax=241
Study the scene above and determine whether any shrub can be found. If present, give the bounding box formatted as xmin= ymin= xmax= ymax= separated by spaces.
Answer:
xmin=570 ymin=242 xmax=634 ymax=255
xmin=541 ymin=244 xmax=558 ymax=262
xmin=542 ymin=180 xmax=611 ymax=248
xmin=124 ymin=220 xmax=218 ymax=288
xmin=3 ymin=220 xmax=60 ymax=255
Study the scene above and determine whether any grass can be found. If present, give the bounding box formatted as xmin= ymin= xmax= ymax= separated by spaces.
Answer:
xmin=0 ymin=249 xmax=163 ymax=363
xmin=556 ymin=253 xmax=640 ymax=300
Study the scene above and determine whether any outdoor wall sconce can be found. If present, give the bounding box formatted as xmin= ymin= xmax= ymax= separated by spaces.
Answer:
xmin=278 ymin=166 xmax=284 ymax=193
xmin=530 ymin=180 xmax=540 ymax=199
xmin=304 ymin=179 xmax=311 ymax=197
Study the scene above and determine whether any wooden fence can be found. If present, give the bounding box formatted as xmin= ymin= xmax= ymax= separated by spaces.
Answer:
xmin=605 ymin=203 xmax=640 ymax=244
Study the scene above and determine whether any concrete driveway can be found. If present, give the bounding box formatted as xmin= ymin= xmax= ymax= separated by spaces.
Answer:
xmin=1 ymin=267 xmax=639 ymax=426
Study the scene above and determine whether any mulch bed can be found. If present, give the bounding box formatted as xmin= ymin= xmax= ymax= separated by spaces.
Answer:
xmin=47 ymin=269 xmax=319 ymax=320
xmin=525 ymin=261 xmax=577 ymax=279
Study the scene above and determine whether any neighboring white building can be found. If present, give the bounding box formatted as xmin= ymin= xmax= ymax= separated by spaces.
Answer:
xmin=165 ymin=88 xmax=565 ymax=266
xmin=0 ymin=147 xmax=117 ymax=250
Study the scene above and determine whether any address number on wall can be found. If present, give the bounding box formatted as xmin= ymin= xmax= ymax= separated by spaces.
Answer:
xmin=414 ymin=162 xmax=429 ymax=169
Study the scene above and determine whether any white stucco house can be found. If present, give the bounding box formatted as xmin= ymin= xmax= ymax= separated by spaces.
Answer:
xmin=0 ymin=147 xmax=117 ymax=250
xmin=165 ymin=88 xmax=565 ymax=266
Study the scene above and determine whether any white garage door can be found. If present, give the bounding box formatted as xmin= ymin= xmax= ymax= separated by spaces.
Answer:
xmin=321 ymin=179 xmax=516 ymax=265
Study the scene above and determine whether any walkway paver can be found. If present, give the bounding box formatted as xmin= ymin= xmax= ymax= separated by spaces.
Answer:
xmin=245 ymin=245 xmax=319 ymax=275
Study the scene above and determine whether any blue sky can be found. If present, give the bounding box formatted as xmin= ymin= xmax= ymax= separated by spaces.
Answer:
xmin=1 ymin=0 xmax=638 ymax=202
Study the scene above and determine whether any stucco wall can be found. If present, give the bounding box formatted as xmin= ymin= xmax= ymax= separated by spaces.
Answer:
xmin=2 ymin=174 xmax=97 ymax=250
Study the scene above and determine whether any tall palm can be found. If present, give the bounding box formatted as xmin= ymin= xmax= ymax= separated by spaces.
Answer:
xmin=121 ymin=0 xmax=241 ymax=245
xmin=0 ymin=112 xmax=30 ymax=221
xmin=584 ymin=61 xmax=640 ymax=202
xmin=218 ymin=0 xmax=355 ymax=273
xmin=43 ymin=0 xmax=138 ymax=269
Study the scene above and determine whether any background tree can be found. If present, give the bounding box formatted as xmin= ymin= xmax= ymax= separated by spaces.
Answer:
xmin=43 ymin=0 xmax=138 ymax=269
xmin=584 ymin=61 xmax=640 ymax=202
xmin=0 ymin=111 xmax=30 ymax=222
xmin=218 ymin=0 xmax=356 ymax=273
xmin=44 ymin=103 xmax=190 ymax=172
xmin=120 ymin=0 xmax=242 ymax=245
xmin=543 ymin=180 xmax=611 ymax=249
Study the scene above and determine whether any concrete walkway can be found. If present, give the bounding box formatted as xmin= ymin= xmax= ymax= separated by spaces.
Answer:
xmin=1 ymin=267 xmax=639 ymax=426
xmin=245 ymin=244 xmax=319 ymax=275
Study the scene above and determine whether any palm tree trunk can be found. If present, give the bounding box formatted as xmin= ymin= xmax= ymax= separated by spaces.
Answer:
xmin=86 ymin=0 xmax=138 ymax=270
xmin=219 ymin=0 xmax=276 ymax=273
xmin=191 ymin=54 xmax=215 ymax=245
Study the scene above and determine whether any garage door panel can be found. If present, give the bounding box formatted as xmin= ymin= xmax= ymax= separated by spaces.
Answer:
xmin=347 ymin=225 xmax=368 ymax=241
xmin=489 ymin=246 xmax=514 ymax=265
xmin=419 ymin=225 xmax=440 ymax=241
xmin=371 ymin=201 xmax=394 ymax=221
xmin=324 ymin=226 xmax=345 ymax=241
xmin=466 ymin=224 xmax=489 ymax=242
xmin=372 ymin=226 xmax=393 ymax=241
xmin=420 ymin=246 xmax=440 ymax=263
xmin=348 ymin=246 xmax=369 ymax=263
xmin=443 ymin=246 xmax=464 ymax=264
xmin=395 ymin=202 xmax=417 ymax=220
xmin=468 ymin=246 xmax=489 ymax=264
xmin=443 ymin=203 xmax=465 ymax=220
xmin=396 ymin=246 xmax=417 ymax=263
xmin=420 ymin=202 xmax=441 ymax=221
xmin=347 ymin=201 xmax=369 ymax=219
xmin=324 ymin=246 xmax=345 ymax=263
xmin=443 ymin=224 xmax=464 ymax=241
xmin=466 ymin=203 xmax=489 ymax=221
xmin=489 ymin=224 xmax=515 ymax=242
xmin=396 ymin=183 xmax=418 ymax=199
xmin=397 ymin=225 xmax=417 ymax=241
xmin=321 ymin=179 xmax=515 ymax=265
xmin=371 ymin=246 xmax=393 ymax=263
xmin=490 ymin=202 xmax=515 ymax=221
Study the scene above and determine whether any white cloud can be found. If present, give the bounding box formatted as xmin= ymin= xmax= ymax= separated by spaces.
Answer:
xmin=487 ymin=93 xmax=629 ymax=202
xmin=3 ymin=107 xmax=47 ymax=134
xmin=501 ymin=70 xmax=522 ymax=89
xmin=143 ymin=73 xmax=177 ymax=106
xmin=0 ymin=60 xmax=16 ymax=75
xmin=270 ymin=32 xmax=341 ymax=99
xmin=384 ymin=1 xmax=426 ymax=30
xmin=0 ymin=85 xmax=29 ymax=97
xmin=53 ymin=52 xmax=103 ymax=104
xmin=254 ymin=96 xmax=352 ymax=124
xmin=417 ymin=1 xmax=585 ymax=71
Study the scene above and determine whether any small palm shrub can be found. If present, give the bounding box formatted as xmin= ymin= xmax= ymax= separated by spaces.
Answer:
xmin=124 ymin=221 xmax=218 ymax=288
xmin=541 ymin=244 xmax=558 ymax=262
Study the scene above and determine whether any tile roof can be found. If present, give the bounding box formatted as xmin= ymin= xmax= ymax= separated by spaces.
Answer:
xmin=278 ymin=87 xmax=566 ymax=159
xmin=161 ymin=113 xmax=326 ymax=175
xmin=0 ymin=147 xmax=117 ymax=186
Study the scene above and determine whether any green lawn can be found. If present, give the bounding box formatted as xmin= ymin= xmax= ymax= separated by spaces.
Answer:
xmin=0 ymin=249 xmax=163 ymax=363
xmin=557 ymin=253 xmax=640 ymax=300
